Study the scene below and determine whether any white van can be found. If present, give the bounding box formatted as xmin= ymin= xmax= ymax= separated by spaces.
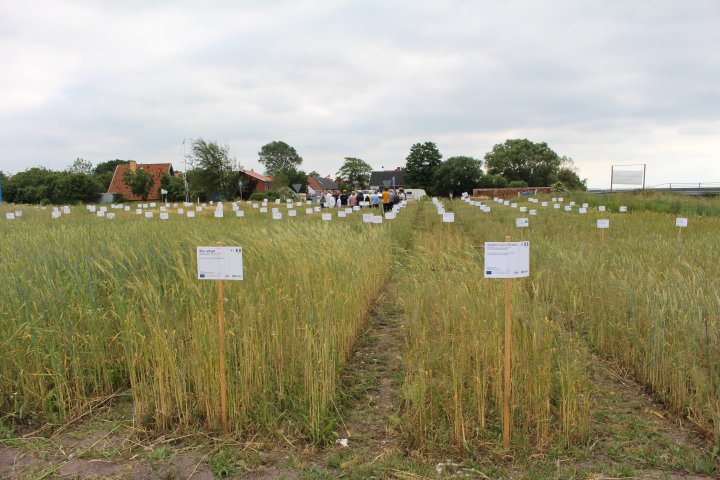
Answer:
xmin=404 ymin=189 xmax=427 ymax=201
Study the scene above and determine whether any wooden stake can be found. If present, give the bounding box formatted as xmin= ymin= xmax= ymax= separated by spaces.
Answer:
xmin=216 ymin=241 xmax=229 ymax=434
xmin=503 ymin=234 xmax=512 ymax=448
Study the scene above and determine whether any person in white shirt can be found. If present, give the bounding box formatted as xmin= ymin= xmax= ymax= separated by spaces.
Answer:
xmin=326 ymin=192 xmax=336 ymax=208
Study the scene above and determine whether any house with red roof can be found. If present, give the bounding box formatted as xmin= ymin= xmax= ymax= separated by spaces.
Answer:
xmin=307 ymin=175 xmax=340 ymax=200
xmin=107 ymin=161 xmax=174 ymax=201
xmin=238 ymin=169 xmax=273 ymax=194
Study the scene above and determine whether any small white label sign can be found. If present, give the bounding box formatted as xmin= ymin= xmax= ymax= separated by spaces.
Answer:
xmin=619 ymin=206 xmax=628 ymax=212
xmin=676 ymin=217 xmax=688 ymax=227
xmin=598 ymin=206 xmax=606 ymax=212
xmin=288 ymin=209 xmax=297 ymax=217
xmin=597 ymin=219 xmax=610 ymax=229
xmin=160 ymin=212 xmax=169 ymax=220
xmin=516 ymin=218 xmax=529 ymax=228
xmin=484 ymin=241 xmax=530 ymax=278
xmin=322 ymin=213 xmax=332 ymax=221
xmin=197 ymin=246 xmax=243 ymax=280
xmin=442 ymin=212 xmax=455 ymax=223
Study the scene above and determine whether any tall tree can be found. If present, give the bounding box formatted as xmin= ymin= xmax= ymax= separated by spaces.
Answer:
xmin=123 ymin=169 xmax=154 ymax=201
xmin=432 ymin=156 xmax=484 ymax=196
xmin=187 ymin=138 xmax=238 ymax=200
xmin=258 ymin=141 xmax=303 ymax=176
xmin=67 ymin=158 xmax=93 ymax=174
xmin=336 ymin=157 xmax=372 ymax=189
xmin=484 ymin=139 xmax=563 ymax=187
xmin=405 ymin=142 xmax=443 ymax=189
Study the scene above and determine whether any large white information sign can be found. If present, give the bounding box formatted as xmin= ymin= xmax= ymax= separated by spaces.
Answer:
xmin=197 ymin=246 xmax=244 ymax=280
xmin=484 ymin=242 xmax=530 ymax=278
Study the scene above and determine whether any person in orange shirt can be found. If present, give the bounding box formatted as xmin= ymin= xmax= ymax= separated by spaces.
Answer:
xmin=381 ymin=187 xmax=391 ymax=212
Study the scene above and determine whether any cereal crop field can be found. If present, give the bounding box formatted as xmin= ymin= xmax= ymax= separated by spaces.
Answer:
xmin=1 ymin=195 xmax=718 ymax=479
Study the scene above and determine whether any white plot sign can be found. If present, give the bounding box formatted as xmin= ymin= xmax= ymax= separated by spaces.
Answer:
xmin=484 ymin=242 xmax=530 ymax=278
xmin=197 ymin=246 xmax=244 ymax=280
xmin=597 ymin=219 xmax=610 ymax=229
xmin=676 ymin=217 xmax=688 ymax=227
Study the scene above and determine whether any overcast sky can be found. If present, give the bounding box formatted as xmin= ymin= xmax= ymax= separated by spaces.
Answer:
xmin=1 ymin=0 xmax=719 ymax=188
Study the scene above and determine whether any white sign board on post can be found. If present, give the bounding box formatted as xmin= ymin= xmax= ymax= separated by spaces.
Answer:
xmin=442 ymin=212 xmax=455 ymax=223
xmin=484 ymin=242 xmax=530 ymax=278
xmin=675 ymin=217 xmax=688 ymax=227
xmin=515 ymin=218 xmax=529 ymax=228
xmin=197 ymin=246 xmax=244 ymax=280
xmin=597 ymin=219 xmax=610 ymax=229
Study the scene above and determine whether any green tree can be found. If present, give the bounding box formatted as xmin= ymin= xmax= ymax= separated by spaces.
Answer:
xmin=52 ymin=172 xmax=102 ymax=203
xmin=123 ymin=169 xmax=154 ymax=201
xmin=67 ymin=158 xmax=93 ymax=174
xmin=477 ymin=174 xmax=508 ymax=188
xmin=484 ymin=139 xmax=563 ymax=187
xmin=555 ymin=157 xmax=587 ymax=191
xmin=2 ymin=167 xmax=101 ymax=204
xmin=187 ymin=139 xmax=238 ymax=200
xmin=93 ymin=159 xmax=129 ymax=191
xmin=405 ymin=142 xmax=443 ymax=190
xmin=432 ymin=156 xmax=484 ymax=196
xmin=258 ymin=141 xmax=303 ymax=176
xmin=4 ymin=168 xmax=55 ymax=203
xmin=271 ymin=167 xmax=307 ymax=193
xmin=159 ymin=174 xmax=187 ymax=201
xmin=336 ymin=157 xmax=372 ymax=189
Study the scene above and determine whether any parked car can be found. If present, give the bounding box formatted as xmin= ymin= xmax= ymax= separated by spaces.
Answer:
xmin=404 ymin=189 xmax=427 ymax=200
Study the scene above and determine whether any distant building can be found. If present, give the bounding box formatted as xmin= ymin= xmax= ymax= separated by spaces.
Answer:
xmin=107 ymin=161 xmax=174 ymax=201
xmin=238 ymin=169 xmax=273 ymax=195
xmin=307 ymin=176 xmax=339 ymax=199
xmin=369 ymin=168 xmax=405 ymax=191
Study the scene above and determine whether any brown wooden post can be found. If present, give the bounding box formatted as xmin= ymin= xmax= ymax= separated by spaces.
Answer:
xmin=216 ymin=241 xmax=229 ymax=434
xmin=503 ymin=235 xmax=512 ymax=448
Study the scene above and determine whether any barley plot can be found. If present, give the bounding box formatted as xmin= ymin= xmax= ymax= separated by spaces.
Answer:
xmin=1 ymin=196 xmax=719 ymax=451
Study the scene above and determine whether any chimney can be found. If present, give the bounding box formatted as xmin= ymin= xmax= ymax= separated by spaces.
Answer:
xmin=129 ymin=160 xmax=137 ymax=172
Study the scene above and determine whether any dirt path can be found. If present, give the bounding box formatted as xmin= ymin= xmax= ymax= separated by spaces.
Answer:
xmin=240 ymin=279 xmax=409 ymax=479
xmin=332 ymin=282 xmax=406 ymax=456
xmin=577 ymin=353 xmax=717 ymax=479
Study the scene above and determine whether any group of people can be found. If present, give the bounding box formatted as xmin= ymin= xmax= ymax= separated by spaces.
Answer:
xmin=318 ymin=187 xmax=406 ymax=212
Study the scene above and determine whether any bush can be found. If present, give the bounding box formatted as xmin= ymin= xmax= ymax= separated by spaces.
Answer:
xmin=508 ymin=180 xmax=529 ymax=188
xmin=248 ymin=192 xmax=267 ymax=201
